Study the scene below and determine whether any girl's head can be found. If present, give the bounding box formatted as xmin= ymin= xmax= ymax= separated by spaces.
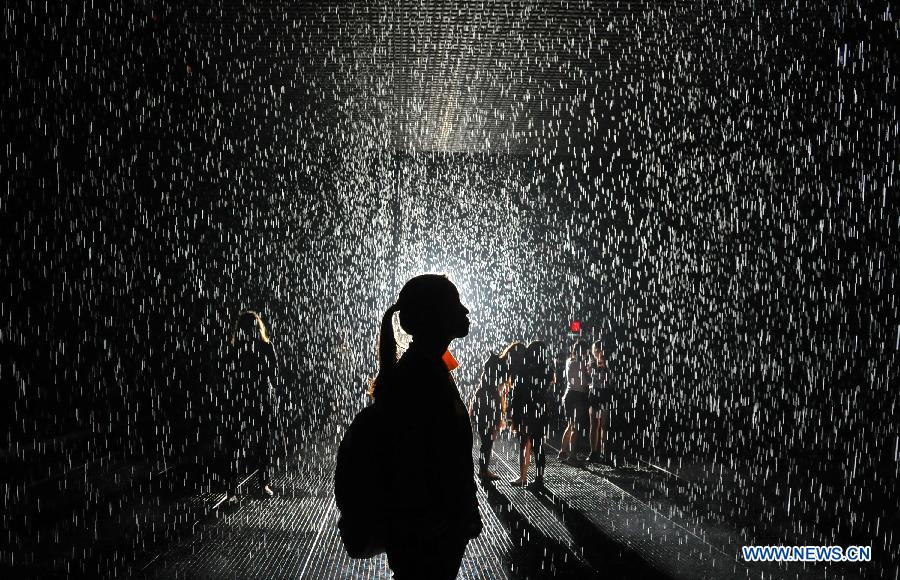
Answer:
xmin=592 ymin=339 xmax=605 ymax=366
xmin=526 ymin=340 xmax=550 ymax=370
xmin=229 ymin=311 xmax=270 ymax=346
xmin=500 ymin=341 xmax=527 ymax=377
xmin=371 ymin=274 xmax=469 ymax=398
xmin=569 ymin=340 xmax=590 ymax=361
xmin=395 ymin=274 xmax=470 ymax=341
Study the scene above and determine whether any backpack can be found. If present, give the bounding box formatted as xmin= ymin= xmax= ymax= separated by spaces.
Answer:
xmin=334 ymin=403 xmax=387 ymax=558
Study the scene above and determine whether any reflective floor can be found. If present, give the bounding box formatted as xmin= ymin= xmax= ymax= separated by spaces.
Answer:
xmin=2 ymin=430 xmax=880 ymax=579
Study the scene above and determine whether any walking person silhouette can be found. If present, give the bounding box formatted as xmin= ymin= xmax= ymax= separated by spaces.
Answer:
xmin=508 ymin=341 xmax=554 ymax=486
xmin=226 ymin=310 xmax=277 ymax=498
xmin=469 ymin=353 xmax=505 ymax=481
xmin=369 ymin=274 xmax=483 ymax=578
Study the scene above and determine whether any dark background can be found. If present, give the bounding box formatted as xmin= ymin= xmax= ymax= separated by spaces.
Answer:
xmin=3 ymin=0 xmax=898 ymax=568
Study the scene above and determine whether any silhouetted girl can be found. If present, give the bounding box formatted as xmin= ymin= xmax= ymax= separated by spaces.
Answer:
xmin=560 ymin=340 xmax=591 ymax=463
xmin=499 ymin=341 xmax=527 ymax=428
xmin=227 ymin=310 xmax=277 ymax=498
xmin=508 ymin=341 xmax=554 ymax=486
xmin=589 ymin=340 xmax=613 ymax=464
xmin=469 ymin=353 xmax=505 ymax=481
xmin=370 ymin=274 xmax=482 ymax=579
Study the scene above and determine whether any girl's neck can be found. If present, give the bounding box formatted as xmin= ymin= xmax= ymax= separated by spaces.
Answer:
xmin=410 ymin=336 xmax=451 ymax=359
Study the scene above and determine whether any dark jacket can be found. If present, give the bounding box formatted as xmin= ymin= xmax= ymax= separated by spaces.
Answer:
xmin=378 ymin=343 xmax=480 ymax=543
xmin=508 ymin=364 xmax=553 ymax=435
xmin=591 ymin=364 xmax=613 ymax=405
xmin=228 ymin=339 xmax=277 ymax=435
xmin=469 ymin=378 xmax=502 ymax=435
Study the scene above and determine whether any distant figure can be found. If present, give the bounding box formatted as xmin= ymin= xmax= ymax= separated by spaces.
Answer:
xmin=227 ymin=310 xmax=277 ymax=498
xmin=559 ymin=340 xmax=591 ymax=463
xmin=499 ymin=341 xmax=527 ymax=428
xmin=508 ymin=341 xmax=554 ymax=486
xmin=370 ymin=274 xmax=482 ymax=579
xmin=469 ymin=353 xmax=505 ymax=481
xmin=589 ymin=340 xmax=613 ymax=464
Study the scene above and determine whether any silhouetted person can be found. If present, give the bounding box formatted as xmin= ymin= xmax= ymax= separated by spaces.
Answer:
xmin=369 ymin=274 xmax=482 ymax=579
xmin=509 ymin=341 xmax=554 ymax=486
xmin=469 ymin=353 xmax=505 ymax=481
xmin=589 ymin=340 xmax=613 ymax=464
xmin=499 ymin=341 xmax=527 ymax=431
xmin=560 ymin=340 xmax=591 ymax=463
xmin=226 ymin=310 xmax=277 ymax=498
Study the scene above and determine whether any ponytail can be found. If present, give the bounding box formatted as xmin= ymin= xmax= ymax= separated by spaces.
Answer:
xmin=369 ymin=303 xmax=401 ymax=399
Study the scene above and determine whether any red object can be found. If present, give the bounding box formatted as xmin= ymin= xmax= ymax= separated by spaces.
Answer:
xmin=569 ymin=320 xmax=581 ymax=333
xmin=442 ymin=350 xmax=459 ymax=371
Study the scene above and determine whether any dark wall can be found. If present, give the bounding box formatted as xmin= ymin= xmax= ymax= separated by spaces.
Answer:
xmin=3 ymin=0 xmax=897 ymax=555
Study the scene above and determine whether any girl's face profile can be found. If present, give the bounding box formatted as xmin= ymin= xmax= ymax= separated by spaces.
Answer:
xmin=442 ymin=284 xmax=470 ymax=339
